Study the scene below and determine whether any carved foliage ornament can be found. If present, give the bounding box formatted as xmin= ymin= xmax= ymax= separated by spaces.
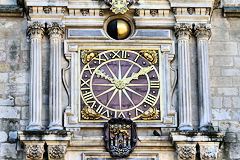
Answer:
xmin=104 ymin=118 xmax=137 ymax=158
xmin=27 ymin=21 xmax=45 ymax=38
xmin=174 ymin=23 xmax=192 ymax=39
xmin=104 ymin=0 xmax=135 ymax=14
xmin=177 ymin=145 xmax=196 ymax=160
xmin=25 ymin=144 xmax=44 ymax=160
xmin=48 ymin=145 xmax=67 ymax=160
xmin=194 ymin=23 xmax=211 ymax=39
xmin=47 ymin=22 xmax=64 ymax=38
xmin=200 ymin=145 xmax=218 ymax=160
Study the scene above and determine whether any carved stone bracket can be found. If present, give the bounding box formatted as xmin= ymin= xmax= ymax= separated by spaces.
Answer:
xmin=176 ymin=143 xmax=197 ymax=160
xmin=25 ymin=143 xmax=45 ymax=160
xmin=199 ymin=143 xmax=219 ymax=160
xmin=48 ymin=145 xmax=67 ymax=160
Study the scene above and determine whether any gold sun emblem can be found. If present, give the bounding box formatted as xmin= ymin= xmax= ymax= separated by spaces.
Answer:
xmin=110 ymin=0 xmax=129 ymax=14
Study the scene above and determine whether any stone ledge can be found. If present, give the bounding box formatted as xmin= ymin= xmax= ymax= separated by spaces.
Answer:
xmin=224 ymin=6 xmax=240 ymax=17
xmin=0 ymin=5 xmax=23 ymax=17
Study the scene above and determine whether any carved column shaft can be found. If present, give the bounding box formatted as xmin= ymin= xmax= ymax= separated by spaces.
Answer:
xmin=175 ymin=23 xmax=193 ymax=131
xmin=48 ymin=22 xmax=64 ymax=130
xmin=195 ymin=24 xmax=212 ymax=131
xmin=27 ymin=22 xmax=44 ymax=131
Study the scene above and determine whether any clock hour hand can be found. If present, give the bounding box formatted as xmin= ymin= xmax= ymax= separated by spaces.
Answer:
xmin=95 ymin=69 xmax=116 ymax=83
xmin=123 ymin=66 xmax=154 ymax=85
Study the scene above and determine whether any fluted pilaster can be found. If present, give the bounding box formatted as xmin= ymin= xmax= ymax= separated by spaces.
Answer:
xmin=175 ymin=23 xmax=193 ymax=131
xmin=27 ymin=21 xmax=45 ymax=131
xmin=195 ymin=24 xmax=212 ymax=131
xmin=47 ymin=22 xmax=64 ymax=130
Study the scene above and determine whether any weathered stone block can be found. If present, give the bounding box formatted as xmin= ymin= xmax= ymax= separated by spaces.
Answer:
xmin=0 ymin=106 xmax=20 ymax=119
xmin=211 ymin=97 xmax=223 ymax=108
xmin=223 ymin=97 xmax=232 ymax=108
xmin=15 ymin=96 xmax=28 ymax=105
xmin=232 ymin=110 xmax=240 ymax=121
xmin=0 ymin=73 xmax=8 ymax=83
xmin=211 ymin=29 xmax=230 ymax=42
xmin=0 ymin=63 xmax=10 ymax=73
xmin=221 ymin=68 xmax=240 ymax=76
xmin=210 ymin=67 xmax=221 ymax=76
xmin=212 ymin=109 xmax=231 ymax=120
xmin=213 ymin=56 xmax=233 ymax=66
xmin=21 ymin=106 xmax=29 ymax=120
xmin=9 ymin=131 xmax=17 ymax=142
xmin=0 ymin=143 xmax=17 ymax=159
xmin=0 ymin=131 xmax=8 ymax=143
xmin=225 ymin=132 xmax=237 ymax=142
xmin=209 ymin=42 xmax=238 ymax=55
xmin=210 ymin=77 xmax=232 ymax=87
xmin=0 ymin=51 xmax=6 ymax=61
xmin=217 ymin=88 xmax=238 ymax=96
xmin=233 ymin=77 xmax=240 ymax=86
xmin=232 ymin=97 xmax=240 ymax=108
xmin=229 ymin=143 xmax=240 ymax=159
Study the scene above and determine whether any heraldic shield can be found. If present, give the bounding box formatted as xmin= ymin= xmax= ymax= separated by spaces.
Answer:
xmin=104 ymin=118 xmax=137 ymax=157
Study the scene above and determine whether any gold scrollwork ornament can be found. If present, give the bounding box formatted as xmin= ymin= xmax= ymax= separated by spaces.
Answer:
xmin=81 ymin=105 xmax=101 ymax=120
xmin=139 ymin=50 xmax=158 ymax=64
xmin=81 ymin=50 xmax=98 ymax=64
xmin=141 ymin=106 xmax=159 ymax=120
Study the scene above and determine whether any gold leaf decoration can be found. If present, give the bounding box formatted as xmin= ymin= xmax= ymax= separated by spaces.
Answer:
xmin=81 ymin=50 xmax=98 ymax=64
xmin=139 ymin=50 xmax=158 ymax=65
xmin=141 ymin=106 xmax=159 ymax=120
xmin=81 ymin=105 xmax=101 ymax=120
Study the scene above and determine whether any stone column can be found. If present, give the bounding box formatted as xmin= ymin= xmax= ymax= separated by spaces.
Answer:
xmin=175 ymin=23 xmax=193 ymax=131
xmin=195 ymin=24 xmax=212 ymax=131
xmin=27 ymin=22 xmax=45 ymax=131
xmin=47 ymin=22 xmax=64 ymax=130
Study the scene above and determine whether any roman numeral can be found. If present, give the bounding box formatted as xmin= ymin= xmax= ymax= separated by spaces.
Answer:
xmin=145 ymin=94 xmax=157 ymax=106
xmin=82 ymin=91 xmax=94 ymax=102
xmin=118 ymin=112 xmax=126 ymax=118
xmin=81 ymin=79 xmax=90 ymax=87
xmin=95 ymin=105 xmax=110 ymax=117
xmin=111 ymin=50 xmax=121 ymax=59
xmin=136 ymin=108 xmax=144 ymax=116
xmin=134 ymin=54 xmax=140 ymax=62
xmin=150 ymin=81 xmax=160 ymax=89
xmin=95 ymin=53 xmax=109 ymax=64
xmin=121 ymin=50 xmax=127 ymax=59
xmin=85 ymin=64 xmax=95 ymax=74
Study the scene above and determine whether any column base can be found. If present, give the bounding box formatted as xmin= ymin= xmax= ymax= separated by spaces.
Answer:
xmin=199 ymin=123 xmax=213 ymax=132
xmin=27 ymin=122 xmax=44 ymax=131
xmin=178 ymin=124 xmax=193 ymax=131
xmin=48 ymin=122 xmax=63 ymax=131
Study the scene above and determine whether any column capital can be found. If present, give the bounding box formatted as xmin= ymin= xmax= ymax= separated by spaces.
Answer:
xmin=174 ymin=23 xmax=192 ymax=39
xmin=47 ymin=22 xmax=64 ymax=39
xmin=48 ymin=145 xmax=67 ymax=160
xmin=27 ymin=21 xmax=45 ymax=39
xmin=194 ymin=23 xmax=211 ymax=40
xmin=176 ymin=143 xmax=197 ymax=160
xmin=25 ymin=144 xmax=45 ymax=160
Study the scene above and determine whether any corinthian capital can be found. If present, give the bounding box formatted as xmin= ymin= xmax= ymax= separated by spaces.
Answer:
xmin=48 ymin=145 xmax=67 ymax=160
xmin=25 ymin=144 xmax=45 ymax=160
xmin=27 ymin=21 xmax=45 ymax=39
xmin=194 ymin=23 xmax=211 ymax=40
xmin=47 ymin=22 xmax=64 ymax=39
xmin=174 ymin=23 xmax=192 ymax=39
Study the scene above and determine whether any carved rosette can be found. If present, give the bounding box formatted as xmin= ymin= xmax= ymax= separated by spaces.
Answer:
xmin=175 ymin=23 xmax=192 ymax=40
xmin=27 ymin=21 xmax=45 ymax=39
xmin=176 ymin=144 xmax=196 ymax=160
xmin=200 ymin=145 xmax=219 ymax=160
xmin=48 ymin=145 xmax=67 ymax=160
xmin=194 ymin=23 xmax=211 ymax=40
xmin=25 ymin=144 xmax=44 ymax=160
xmin=47 ymin=22 xmax=64 ymax=39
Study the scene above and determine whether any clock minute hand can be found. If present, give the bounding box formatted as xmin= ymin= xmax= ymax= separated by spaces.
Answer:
xmin=95 ymin=69 xmax=116 ymax=83
xmin=123 ymin=66 xmax=154 ymax=84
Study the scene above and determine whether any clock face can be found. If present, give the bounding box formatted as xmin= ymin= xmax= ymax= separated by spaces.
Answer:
xmin=79 ymin=49 xmax=161 ymax=121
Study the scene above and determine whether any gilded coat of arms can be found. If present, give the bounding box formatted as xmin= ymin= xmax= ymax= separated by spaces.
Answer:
xmin=104 ymin=118 xmax=137 ymax=157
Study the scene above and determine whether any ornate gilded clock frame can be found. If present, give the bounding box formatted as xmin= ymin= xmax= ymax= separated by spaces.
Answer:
xmin=63 ymin=40 xmax=177 ymax=129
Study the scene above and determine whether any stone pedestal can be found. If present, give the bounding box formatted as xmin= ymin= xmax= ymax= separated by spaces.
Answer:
xmin=47 ymin=22 xmax=64 ymax=130
xmin=195 ymin=24 xmax=212 ymax=131
xmin=175 ymin=23 xmax=193 ymax=131
xmin=27 ymin=21 xmax=45 ymax=131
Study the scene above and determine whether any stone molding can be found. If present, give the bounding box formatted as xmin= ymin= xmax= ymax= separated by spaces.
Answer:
xmin=27 ymin=21 xmax=45 ymax=39
xmin=25 ymin=144 xmax=44 ymax=160
xmin=48 ymin=145 xmax=67 ymax=160
xmin=175 ymin=23 xmax=192 ymax=40
xmin=194 ymin=23 xmax=211 ymax=40
xmin=176 ymin=144 xmax=196 ymax=160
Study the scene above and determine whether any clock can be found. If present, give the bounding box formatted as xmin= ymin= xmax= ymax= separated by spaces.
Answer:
xmin=79 ymin=49 xmax=161 ymax=122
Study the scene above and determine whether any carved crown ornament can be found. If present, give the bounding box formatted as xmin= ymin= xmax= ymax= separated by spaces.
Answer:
xmin=104 ymin=0 xmax=136 ymax=14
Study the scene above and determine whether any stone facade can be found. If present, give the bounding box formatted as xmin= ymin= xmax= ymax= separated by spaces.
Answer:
xmin=0 ymin=0 xmax=240 ymax=159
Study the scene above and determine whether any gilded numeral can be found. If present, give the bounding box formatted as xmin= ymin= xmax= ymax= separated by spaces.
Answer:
xmin=82 ymin=91 xmax=94 ymax=102
xmin=136 ymin=108 xmax=144 ymax=116
xmin=112 ymin=50 xmax=121 ymax=59
xmin=96 ymin=105 xmax=104 ymax=113
xmin=150 ymin=81 xmax=160 ymax=89
xmin=145 ymin=94 xmax=157 ymax=106
xmin=134 ymin=54 xmax=140 ymax=62
xmin=81 ymin=79 xmax=90 ymax=87
xmin=121 ymin=50 xmax=127 ymax=59
xmin=118 ymin=112 xmax=126 ymax=118
xmin=95 ymin=53 xmax=109 ymax=64
xmin=85 ymin=64 xmax=95 ymax=74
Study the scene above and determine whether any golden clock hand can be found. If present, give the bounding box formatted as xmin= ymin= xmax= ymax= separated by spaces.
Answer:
xmin=95 ymin=69 xmax=116 ymax=83
xmin=123 ymin=66 xmax=154 ymax=85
